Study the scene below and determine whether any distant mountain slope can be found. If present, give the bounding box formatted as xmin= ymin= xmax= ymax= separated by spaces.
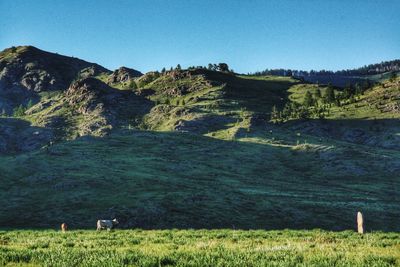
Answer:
xmin=300 ymin=71 xmax=399 ymax=87
xmin=252 ymin=59 xmax=400 ymax=87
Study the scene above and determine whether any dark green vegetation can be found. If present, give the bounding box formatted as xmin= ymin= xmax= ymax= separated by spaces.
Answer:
xmin=1 ymin=230 xmax=399 ymax=266
xmin=0 ymin=129 xmax=398 ymax=230
xmin=251 ymin=60 xmax=400 ymax=87
xmin=0 ymin=46 xmax=399 ymax=231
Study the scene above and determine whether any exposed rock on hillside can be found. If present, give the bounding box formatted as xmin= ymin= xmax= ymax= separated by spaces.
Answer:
xmin=138 ymin=70 xmax=216 ymax=98
xmin=108 ymin=67 xmax=143 ymax=85
xmin=65 ymin=78 xmax=123 ymax=135
xmin=0 ymin=46 xmax=110 ymax=113
xmin=65 ymin=78 xmax=151 ymax=136
xmin=0 ymin=46 xmax=109 ymax=92
xmin=78 ymin=66 xmax=107 ymax=79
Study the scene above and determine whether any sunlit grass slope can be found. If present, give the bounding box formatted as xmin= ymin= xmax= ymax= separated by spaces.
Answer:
xmin=0 ymin=229 xmax=399 ymax=266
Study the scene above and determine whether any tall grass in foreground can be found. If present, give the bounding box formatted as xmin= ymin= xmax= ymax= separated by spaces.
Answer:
xmin=0 ymin=229 xmax=399 ymax=266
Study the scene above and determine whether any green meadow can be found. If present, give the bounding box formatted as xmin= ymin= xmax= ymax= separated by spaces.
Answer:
xmin=0 ymin=229 xmax=399 ymax=266
xmin=1 ymin=46 xmax=400 ymax=266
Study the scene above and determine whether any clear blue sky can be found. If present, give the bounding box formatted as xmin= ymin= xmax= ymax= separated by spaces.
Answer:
xmin=1 ymin=0 xmax=399 ymax=73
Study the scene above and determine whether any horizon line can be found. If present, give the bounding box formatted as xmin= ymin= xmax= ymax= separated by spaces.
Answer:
xmin=2 ymin=44 xmax=399 ymax=75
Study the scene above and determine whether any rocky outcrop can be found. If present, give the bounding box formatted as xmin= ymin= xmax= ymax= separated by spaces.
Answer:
xmin=139 ymin=70 xmax=214 ymax=98
xmin=78 ymin=66 xmax=107 ymax=79
xmin=66 ymin=78 xmax=119 ymax=113
xmin=65 ymin=78 xmax=152 ymax=136
xmin=65 ymin=78 xmax=122 ymax=135
xmin=0 ymin=46 xmax=109 ymax=92
xmin=0 ymin=46 xmax=110 ymax=113
xmin=108 ymin=67 xmax=142 ymax=85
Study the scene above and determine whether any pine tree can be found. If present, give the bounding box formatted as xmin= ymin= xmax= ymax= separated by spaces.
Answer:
xmin=324 ymin=86 xmax=335 ymax=104
xmin=316 ymin=107 xmax=325 ymax=119
xmin=343 ymin=84 xmax=355 ymax=98
xmin=390 ymin=72 xmax=398 ymax=82
xmin=26 ymin=99 xmax=34 ymax=109
xmin=217 ymin=63 xmax=229 ymax=72
xmin=297 ymin=107 xmax=310 ymax=119
xmin=303 ymin=91 xmax=314 ymax=107
xmin=355 ymin=83 xmax=363 ymax=95
xmin=315 ymin=89 xmax=322 ymax=99
xmin=281 ymin=102 xmax=292 ymax=120
xmin=270 ymin=105 xmax=280 ymax=123
xmin=128 ymin=80 xmax=137 ymax=90
xmin=13 ymin=104 xmax=26 ymax=117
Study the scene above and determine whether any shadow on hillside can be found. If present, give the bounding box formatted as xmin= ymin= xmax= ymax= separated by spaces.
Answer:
xmin=192 ymin=69 xmax=296 ymax=113
xmin=0 ymin=79 xmax=155 ymax=152
xmin=0 ymin=117 xmax=53 ymax=154
xmin=66 ymin=77 xmax=155 ymax=126
xmin=174 ymin=108 xmax=237 ymax=134
xmin=0 ymin=87 xmax=40 ymax=115
xmin=275 ymin=117 xmax=400 ymax=150
xmin=106 ymin=83 xmax=155 ymax=127
xmin=303 ymin=74 xmax=367 ymax=87
xmin=0 ymin=118 xmax=399 ymax=232
xmin=223 ymin=76 xmax=295 ymax=113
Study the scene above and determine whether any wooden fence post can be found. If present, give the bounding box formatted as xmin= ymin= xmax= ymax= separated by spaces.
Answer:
xmin=357 ymin=211 xmax=364 ymax=234
xmin=61 ymin=223 xmax=68 ymax=232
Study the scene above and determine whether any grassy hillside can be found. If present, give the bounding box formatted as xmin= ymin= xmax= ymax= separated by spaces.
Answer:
xmin=274 ymin=76 xmax=400 ymax=122
xmin=326 ymin=79 xmax=400 ymax=120
xmin=0 ymin=229 xmax=399 ymax=266
xmin=1 ymin=73 xmax=399 ymax=230
xmin=1 ymin=47 xmax=400 ymax=232
xmin=0 ymin=127 xmax=399 ymax=230
xmin=136 ymin=70 xmax=299 ymax=136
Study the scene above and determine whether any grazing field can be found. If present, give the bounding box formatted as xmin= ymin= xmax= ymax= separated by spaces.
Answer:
xmin=0 ymin=229 xmax=399 ymax=266
xmin=1 ymin=129 xmax=399 ymax=231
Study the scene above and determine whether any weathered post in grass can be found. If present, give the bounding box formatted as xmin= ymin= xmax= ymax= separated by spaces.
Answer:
xmin=61 ymin=223 xmax=68 ymax=232
xmin=357 ymin=211 xmax=364 ymax=234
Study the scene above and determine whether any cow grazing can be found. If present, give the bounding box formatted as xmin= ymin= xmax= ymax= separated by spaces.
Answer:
xmin=61 ymin=223 xmax=68 ymax=232
xmin=97 ymin=219 xmax=119 ymax=231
